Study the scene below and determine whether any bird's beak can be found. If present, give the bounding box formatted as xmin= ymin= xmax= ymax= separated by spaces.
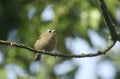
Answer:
xmin=53 ymin=30 xmax=56 ymax=34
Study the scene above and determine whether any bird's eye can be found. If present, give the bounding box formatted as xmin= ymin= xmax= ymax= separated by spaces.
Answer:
xmin=48 ymin=30 xmax=52 ymax=33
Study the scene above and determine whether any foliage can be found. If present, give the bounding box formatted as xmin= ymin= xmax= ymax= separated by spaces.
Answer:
xmin=0 ymin=0 xmax=120 ymax=79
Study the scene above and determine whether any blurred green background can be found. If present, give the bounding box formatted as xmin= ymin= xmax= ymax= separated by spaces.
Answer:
xmin=0 ymin=0 xmax=120 ymax=79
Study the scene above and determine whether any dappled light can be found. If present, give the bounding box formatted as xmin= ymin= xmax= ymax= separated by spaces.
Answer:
xmin=0 ymin=0 xmax=120 ymax=79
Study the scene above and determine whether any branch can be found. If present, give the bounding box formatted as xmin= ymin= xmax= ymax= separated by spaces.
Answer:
xmin=98 ymin=0 xmax=118 ymax=41
xmin=0 ymin=0 xmax=119 ymax=59
xmin=0 ymin=40 xmax=115 ymax=58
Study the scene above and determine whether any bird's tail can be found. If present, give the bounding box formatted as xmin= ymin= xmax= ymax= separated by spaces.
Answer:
xmin=34 ymin=53 xmax=41 ymax=61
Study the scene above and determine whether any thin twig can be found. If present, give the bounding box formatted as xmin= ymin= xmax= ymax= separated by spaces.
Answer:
xmin=0 ymin=40 xmax=115 ymax=58
xmin=0 ymin=0 xmax=118 ymax=59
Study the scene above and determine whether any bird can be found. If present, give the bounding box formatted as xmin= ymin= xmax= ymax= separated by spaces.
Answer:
xmin=34 ymin=28 xmax=57 ymax=61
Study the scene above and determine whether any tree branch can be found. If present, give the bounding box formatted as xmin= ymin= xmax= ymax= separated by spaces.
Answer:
xmin=0 ymin=0 xmax=119 ymax=59
xmin=0 ymin=39 xmax=115 ymax=58
xmin=98 ymin=0 xmax=118 ymax=41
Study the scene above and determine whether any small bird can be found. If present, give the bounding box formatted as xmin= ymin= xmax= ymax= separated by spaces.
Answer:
xmin=34 ymin=28 xmax=57 ymax=61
